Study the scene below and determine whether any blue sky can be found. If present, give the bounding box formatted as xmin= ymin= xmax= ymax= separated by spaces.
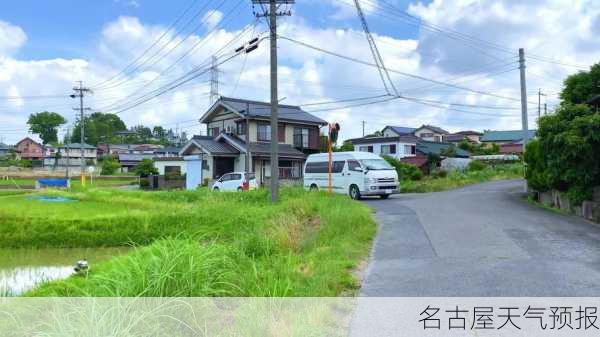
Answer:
xmin=0 ymin=0 xmax=598 ymax=144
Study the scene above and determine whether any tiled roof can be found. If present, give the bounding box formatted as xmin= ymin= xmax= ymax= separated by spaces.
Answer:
xmin=455 ymin=130 xmax=483 ymax=136
xmin=417 ymin=124 xmax=449 ymax=135
xmin=218 ymin=133 xmax=306 ymax=158
xmin=218 ymin=96 xmax=328 ymax=125
xmin=385 ymin=126 xmax=417 ymax=135
xmin=443 ymin=134 xmax=467 ymax=142
xmin=190 ymin=136 xmax=239 ymax=155
xmin=63 ymin=143 xmax=96 ymax=149
xmin=481 ymin=130 xmax=536 ymax=142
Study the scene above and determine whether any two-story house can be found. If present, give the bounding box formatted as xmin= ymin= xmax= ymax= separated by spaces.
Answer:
xmin=349 ymin=135 xmax=419 ymax=160
xmin=413 ymin=125 xmax=449 ymax=142
xmin=43 ymin=143 xmax=98 ymax=168
xmin=180 ymin=97 xmax=328 ymax=187
xmin=15 ymin=137 xmax=44 ymax=160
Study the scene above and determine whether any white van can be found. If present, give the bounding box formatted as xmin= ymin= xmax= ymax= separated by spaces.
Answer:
xmin=303 ymin=151 xmax=399 ymax=200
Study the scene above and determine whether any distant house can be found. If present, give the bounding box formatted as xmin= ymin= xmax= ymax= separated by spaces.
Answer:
xmin=15 ymin=137 xmax=44 ymax=160
xmin=443 ymin=133 xmax=468 ymax=144
xmin=179 ymin=96 xmax=328 ymax=188
xmin=154 ymin=146 xmax=182 ymax=158
xmin=43 ymin=143 xmax=98 ymax=168
xmin=413 ymin=125 xmax=449 ymax=142
xmin=0 ymin=143 xmax=11 ymax=158
xmin=481 ymin=130 xmax=537 ymax=154
xmin=454 ymin=130 xmax=483 ymax=143
xmin=349 ymin=135 xmax=419 ymax=159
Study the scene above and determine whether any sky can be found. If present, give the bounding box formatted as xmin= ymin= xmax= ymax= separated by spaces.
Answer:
xmin=0 ymin=0 xmax=599 ymax=144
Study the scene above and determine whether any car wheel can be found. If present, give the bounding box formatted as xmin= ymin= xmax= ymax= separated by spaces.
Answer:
xmin=380 ymin=194 xmax=390 ymax=199
xmin=309 ymin=184 xmax=318 ymax=191
xmin=237 ymin=187 xmax=243 ymax=191
xmin=213 ymin=187 xmax=219 ymax=191
xmin=349 ymin=185 xmax=361 ymax=200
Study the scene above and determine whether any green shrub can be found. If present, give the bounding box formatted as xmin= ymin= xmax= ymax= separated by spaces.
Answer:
xmin=382 ymin=156 xmax=422 ymax=181
xmin=467 ymin=160 xmax=487 ymax=172
xmin=101 ymin=158 xmax=121 ymax=175
xmin=135 ymin=159 xmax=158 ymax=177
xmin=431 ymin=170 xmax=447 ymax=178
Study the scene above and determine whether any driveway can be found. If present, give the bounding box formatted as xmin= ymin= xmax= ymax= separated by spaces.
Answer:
xmin=360 ymin=179 xmax=600 ymax=296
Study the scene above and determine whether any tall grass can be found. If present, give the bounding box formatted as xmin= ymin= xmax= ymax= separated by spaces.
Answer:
xmin=10 ymin=187 xmax=376 ymax=297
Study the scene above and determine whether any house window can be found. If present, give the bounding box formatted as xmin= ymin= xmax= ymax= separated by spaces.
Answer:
xmin=209 ymin=127 xmax=220 ymax=137
xmin=257 ymin=123 xmax=271 ymax=141
xmin=165 ymin=166 xmax=181 ymax=176
xmin=434 ymin=135 xmax=441 ymax=142
xmin=381 ymin=144 xmax=396 ymax=155
xmin=236 ymin=122 xmax=246 ymax=136
xmin=293 ymin=127 xmax=309 ymax=148
xmin=358 ymin=145 xmax=373 ymax=153
xmin=348 ymin=160 xmax=361 ymax=171
xmin=421 ymin=132 xmax=434 ymax=138
xmin=404 ymin=144 xmax=416 ymax=155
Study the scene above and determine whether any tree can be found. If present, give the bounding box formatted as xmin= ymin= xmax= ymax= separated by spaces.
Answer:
xmin=71 ymin=112 xmax=127 ymax=145
xmin=135 ymin=159 xmax=158 ymax=177
xmin=560 ymin=63 xmax=600 ymax=105
xmin=101 ymin=158 xmax=121 ymax=175
xmin=27 ymin=111 xmax=67 ymax=144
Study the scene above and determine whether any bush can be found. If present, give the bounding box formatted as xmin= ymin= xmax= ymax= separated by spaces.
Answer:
xmin=467 ymin=160 xmax=487 ymax=172
xmin=135 ymin=159 xmax=158 ymax=177
xmin=431 ymin=170 xmax=447 ymax=178
xmin=101 ymin=158 xmax=121 ymax=175
xmin=382 ymin=156 xmax=423 ymax=181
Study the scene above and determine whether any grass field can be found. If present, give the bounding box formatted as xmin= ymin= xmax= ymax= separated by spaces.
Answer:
xmin=0 ymin=187 xmax=376 ymax=296
xmin=400 ymin=163 xmax=523 ymax=193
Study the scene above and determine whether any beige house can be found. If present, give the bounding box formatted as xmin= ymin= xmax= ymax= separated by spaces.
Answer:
xmin=180 ymin=97 xmax=328 ymax=186
xmin=413 ymin=125 xmax=449 ymax=142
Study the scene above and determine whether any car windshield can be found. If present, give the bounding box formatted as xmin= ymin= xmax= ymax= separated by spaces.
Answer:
xmin=360 ymin=159 xmax=393 ymax=170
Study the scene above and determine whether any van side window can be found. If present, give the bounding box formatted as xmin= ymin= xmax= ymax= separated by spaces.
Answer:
xmin=306 ymin=161 xmax=345 ymax=173
xmin=348 ymin=160 xmax=361 ymax=171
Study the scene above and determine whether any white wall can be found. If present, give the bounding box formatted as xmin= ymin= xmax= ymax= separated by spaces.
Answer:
xmin=154 ymin=160 xmax=187 ymax=175
xmin=354 ymin=142 xmax=417 ymax=159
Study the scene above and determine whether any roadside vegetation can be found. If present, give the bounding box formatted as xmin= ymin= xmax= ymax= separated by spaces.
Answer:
xmin=400 ymin=162 xmax=522 ymax=193
xmin=0 ymin=187 xmax=376 ymax=296
xmin=524 ymin=63 xmax=600 ymax=206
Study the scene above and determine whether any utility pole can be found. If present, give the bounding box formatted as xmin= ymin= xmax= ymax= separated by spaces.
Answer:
xmin=537 ymin=88 xmax=546 ymax=119
xmin=544 ymin=103 xmax=547 ymax=115
xmin=71 ymin=81 xmax=92 ymax=187
xmin=209 ymin=55 xmax=220 ymax=105
xmin=362 ymin=120 xmax=366 ymax=137
xmin=253 ymin=0 xmax=293 ymax=203
xmin=65 ymin=128 xmax=70 ymax=180
xmin=518 ymin=48 xmax=529 ymax=193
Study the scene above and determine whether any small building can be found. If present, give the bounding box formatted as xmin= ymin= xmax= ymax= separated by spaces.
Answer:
xmin=153 ymin=157 xmax=186 ymax=176
xmin=349 ymin=135 xmax=419 ymax=159
xmin=413 ymin=125 xmax=449 ymax=142
xmin=117 ymin=153 xmax=155 ymax=173
xmin=15 ymin=137 xmax=44 ymax=160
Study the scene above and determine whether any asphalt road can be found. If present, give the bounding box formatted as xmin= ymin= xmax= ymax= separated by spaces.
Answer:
xmin=360 ymin=179 xmax=600 ymax=296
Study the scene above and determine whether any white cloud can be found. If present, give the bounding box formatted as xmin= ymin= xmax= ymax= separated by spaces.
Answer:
xmin=2 ymin=1 xmax=600 ymax=144
xmin=202 ymin=10 xmax=224 ymax=30
xmin=0 ymin=20 xmax=27 ymax=57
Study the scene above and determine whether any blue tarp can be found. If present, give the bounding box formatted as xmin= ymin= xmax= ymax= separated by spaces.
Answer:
xmin=37 ymin=178 xmax=69 ymax=187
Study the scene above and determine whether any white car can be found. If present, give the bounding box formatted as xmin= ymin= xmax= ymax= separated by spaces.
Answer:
xmin=303 ymin=151 xmax=399 ymax=200
xmin=212 ymin=172 xmax=258 ymax=192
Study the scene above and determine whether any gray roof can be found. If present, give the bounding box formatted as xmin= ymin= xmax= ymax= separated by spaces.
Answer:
xmin=443 ymin=134 xmax=467 ymax=142
xmin=481 ymin=130 xmax=536 ymax=142
xmin=417 ymin=124 xmax=449 ymax=135
xmin=384 ymin=126 xmax=417 ymax=135
xmin=154 ymin=146 xmax=182 ymax=153
xmin=349 ymin=135 xmax=419 ymax=145
xmin=118 ymin=153 xmax=155 ymax=162
xmin=217 ymin=96 xmax=328 ymax=125
xmin=455 ymin=130 xmax=483 ymax=136
xmin=63 ymin=143 xmax=96 ymax=149
xmin=191 ymin=136 xmax=239 ymax=155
